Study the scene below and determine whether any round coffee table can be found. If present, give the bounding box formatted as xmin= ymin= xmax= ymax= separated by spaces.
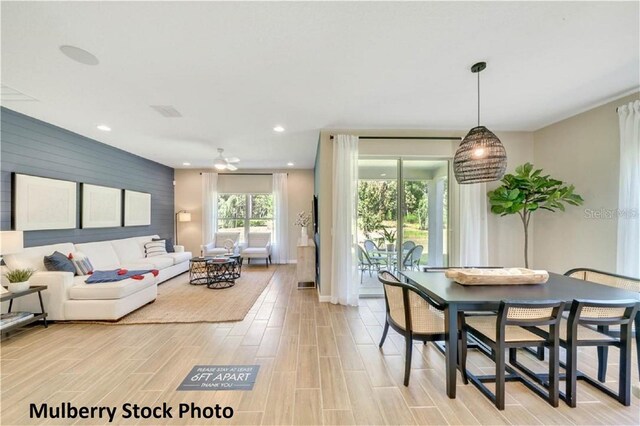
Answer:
xmin=207 ymin=259 xmax=236 ymax=289
xmin=189 ymin=257 xmax=212 ymax=285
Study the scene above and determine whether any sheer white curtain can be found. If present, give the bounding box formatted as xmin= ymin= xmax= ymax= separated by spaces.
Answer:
xmin=458 ymin=183 xmax=489 ymax=267
xmin=201 ymin=172 xmax=218 ymax=247
xmin=272 ymin=173 xmax=289 ymax=264
xmin=330 ymin=135 xmax=359 ymax=306
xmin=617 ymin=100 xmax=640 ymax=277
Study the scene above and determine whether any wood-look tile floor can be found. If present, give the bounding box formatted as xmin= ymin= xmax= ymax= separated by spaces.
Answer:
xmin=1 ymin=265 xmax=638 ymax=425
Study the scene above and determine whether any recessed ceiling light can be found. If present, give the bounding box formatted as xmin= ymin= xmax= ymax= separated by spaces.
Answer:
xmin=59 ymin=45 xmax=99 ymax=65
xmin=287 ymin=162 xmax=294 ymax=166
xmin=273 ymin=126 xmax=285 ymax=132
xmin=96 ymin=124 xmax=111 ymax=132
xmin=381 ymin=173 xmax=387 ymax=177
xmin=182 ymin=162 xmax=191 ymax=166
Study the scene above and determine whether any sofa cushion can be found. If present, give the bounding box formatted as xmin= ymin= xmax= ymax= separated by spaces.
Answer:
xmin=162 ymin=252 xmax=192 ymax=265
xmin=144 ymin=240 xmax=168 ymax=258
xmin=120 ymin=261 xmax=156 ymax=270
xmin=4 ymin=243 xmax=76 ymax=272
xmin=132 ymin=235 xmax=159 ymax=254
xmin=43 ymin=251 xmax=76 ymax=274
xmin=74 ymin=241 xmax=120 ymax=270
xmin=70 ymin=252 xmax=94 ymax=275
xmin=140 ymin=256 xmax=174 ymax=269
xmin=111 ymin=238 xmax=144 ymax=264
xmin=215 ymin=232 xmax=240 ymax=248
xmin=242 ymin=247 xmax=269 ymax=255
xmin=204 ymin=247 xmax=228 ymax=256
xmin=69 ymin=273 xmax=156 ymax=300
xmin=153 ymin=237 xmax=175 ymax=253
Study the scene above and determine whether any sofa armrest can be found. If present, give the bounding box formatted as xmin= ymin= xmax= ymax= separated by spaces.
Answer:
xmin=17 ymin=271 xmax=75 ymax=321
xmin=174 ymin=245 xmax=185 ymax=253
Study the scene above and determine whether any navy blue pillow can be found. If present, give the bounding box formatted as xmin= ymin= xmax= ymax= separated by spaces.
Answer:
xmin=44 ymin=251 xmax=76 ymax=273
xmin=153 ymin=237 xmax=174 ymax=253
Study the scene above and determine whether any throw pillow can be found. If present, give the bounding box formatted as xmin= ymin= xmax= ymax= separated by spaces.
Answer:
xmin=44 ymin=251 xmax=76 ymax=274
xmin=153 ymin=237 xmax=174 ymax=253
xmin=69 ymin=252 xmax=94 ymax=276
xmin=145 ymin=240 xmax=168 ymax=258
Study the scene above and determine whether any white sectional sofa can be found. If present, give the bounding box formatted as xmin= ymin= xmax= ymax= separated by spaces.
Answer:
xmin=3 ymin=235 xmax=191 ymax=321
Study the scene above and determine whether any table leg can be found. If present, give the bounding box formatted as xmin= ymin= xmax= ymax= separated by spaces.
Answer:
xmin=37 ymin=291 xmax=48 ymax=328
xmin=444 ymin=303 xmax=458 ymax=398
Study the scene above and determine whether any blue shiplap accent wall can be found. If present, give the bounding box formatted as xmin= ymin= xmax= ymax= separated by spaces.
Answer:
xmin=1 ymin=107 xmax=175 ymax=247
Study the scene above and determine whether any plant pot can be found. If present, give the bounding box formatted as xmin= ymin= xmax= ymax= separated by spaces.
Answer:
xmin=386 ymin=243 xmax=395 ymax=252
xmin=8 ymin=280 xmax=30 ymax=293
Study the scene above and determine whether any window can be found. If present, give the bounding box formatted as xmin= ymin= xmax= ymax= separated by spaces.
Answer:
xmin=217 ymin=193 xmax=273 ymax=242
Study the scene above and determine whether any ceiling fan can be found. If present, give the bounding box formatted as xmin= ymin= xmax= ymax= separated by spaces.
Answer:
xmin=212 ymin=148 xmax=240 ymax=171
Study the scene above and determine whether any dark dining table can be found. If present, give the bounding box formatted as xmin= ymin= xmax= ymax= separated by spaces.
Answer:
xmin=400 ymin=270 xmax=640 ymax=399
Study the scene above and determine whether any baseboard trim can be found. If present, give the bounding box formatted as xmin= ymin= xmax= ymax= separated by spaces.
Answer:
xmin=288 ymin=259 xmax=297 ymax=264
xmin=318 ymin=295 xmax=331 ymax=303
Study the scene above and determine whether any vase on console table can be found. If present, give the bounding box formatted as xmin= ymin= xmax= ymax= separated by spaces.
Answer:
xmin=299 ymin=226 xmax=308 ymax=246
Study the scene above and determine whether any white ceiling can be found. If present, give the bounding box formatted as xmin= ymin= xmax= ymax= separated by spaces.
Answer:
xmin=1 ymin=2 xmax=638 ymax=169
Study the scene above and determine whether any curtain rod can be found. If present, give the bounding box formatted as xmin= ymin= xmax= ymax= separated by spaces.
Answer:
xmin=199 ymin=172 xmax=285 ymax=176
xmin=329 ymin=135 xmax=461 ymax=141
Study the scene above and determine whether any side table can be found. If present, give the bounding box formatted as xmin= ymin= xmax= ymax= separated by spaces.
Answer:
xmin=189 ymin=257 xmax=212 ymax=285
xmin=1 ymin=285 xmax=48 ymax=340
xmin=207 ymin=260 xmax=236 ymax=289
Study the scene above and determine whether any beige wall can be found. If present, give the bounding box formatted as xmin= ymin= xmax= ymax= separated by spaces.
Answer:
xmin=316 ymin=129 xmax=535 ymax=297
xmin=532 ymin=92 xmax=639 ymax=274
xmin=174 ymin=168 xmax=315 ymax=260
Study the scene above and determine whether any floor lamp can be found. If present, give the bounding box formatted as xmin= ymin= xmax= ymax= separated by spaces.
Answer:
xmin=175 ymin=210 xmax=191 ymax=245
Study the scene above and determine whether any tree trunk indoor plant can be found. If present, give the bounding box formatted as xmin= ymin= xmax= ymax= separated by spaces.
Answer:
xmin=487 ymin=163 xmax=584 ymax=268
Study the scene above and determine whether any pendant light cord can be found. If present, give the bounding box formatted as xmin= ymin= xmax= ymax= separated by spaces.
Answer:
xmin=477 ymin=71 xmax=480 ymax=126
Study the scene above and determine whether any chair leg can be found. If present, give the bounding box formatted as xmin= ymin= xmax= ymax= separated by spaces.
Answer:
xmin=379 ymin=320 xmax=389 ymax=348
xmin=565 ymin=341 xmax=578 ymax=408
xmin=597 ymin=325 xmax=609 ymax=382
xmin=535 ymin=346 xmax=545 ymax=360
xmin=404 ymin=331 xmax=413 ymax=386
xmin=458 ymin=325 xmax=468 ymax=385
xmin=360 ymin=268 xmax=363 ymax=284
xmin=495 ymin=346 xmax=505 ymax=410
xmin=548 ymin=341 xmax=560 ymax=407
xmin=619 ymin=324 xmax=632 ymax=406
xmin=635 ymin=314 xmax=640 ymax=381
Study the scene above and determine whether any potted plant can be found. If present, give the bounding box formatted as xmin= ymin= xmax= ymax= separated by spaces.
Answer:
xmin=4 ymin=268 xmax=35 ymax=293
xmin=488 ymin=163 xmax=584 ymax=268
xmin=380 ymin=226 xmax=397 ymax=251
xmin=295 ymin=211 xmax=311 ymax=246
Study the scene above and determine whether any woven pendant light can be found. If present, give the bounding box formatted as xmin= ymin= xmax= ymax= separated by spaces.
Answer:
xmin=454 ymin=62 xmax=507 ymax=184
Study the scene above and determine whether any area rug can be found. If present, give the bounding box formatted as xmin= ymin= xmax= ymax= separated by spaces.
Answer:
xmin=87 ymin=266 xmax=276 ymax=325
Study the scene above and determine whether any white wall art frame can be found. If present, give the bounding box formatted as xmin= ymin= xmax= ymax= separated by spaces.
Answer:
xmin=124 ymin=190 xmax=151 ymax=226
xmin=81 ymin=184 xmax=122 ymax=228
xmin=14 ymin=174 xmax=77 ymax=231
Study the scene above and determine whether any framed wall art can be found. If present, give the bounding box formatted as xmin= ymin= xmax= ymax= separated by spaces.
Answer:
xmin=123 ymin=190 xmax=151 ymax=226
xmin=81 ymin=184 xmax=122 ymax=228
xmin=14 ymin=174 xmax=77 ymax=231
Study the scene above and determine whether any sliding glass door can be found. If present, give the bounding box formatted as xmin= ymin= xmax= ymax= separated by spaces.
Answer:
xmin=400 ymin=160 xmax=448 ymax=271
xmin=357 ymin=158 xmax=448 ymax=297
